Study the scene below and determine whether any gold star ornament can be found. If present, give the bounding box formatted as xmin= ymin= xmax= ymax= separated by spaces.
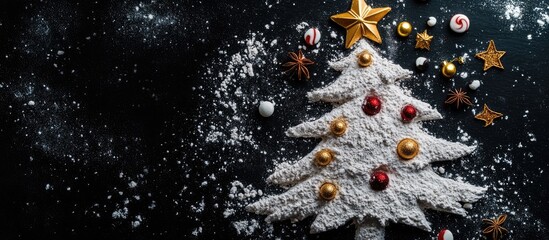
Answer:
xmin=475 ymin=40 xmax=505 ymax=71
xmin=415 ymin=30 xmax=433 ymax=50
xmin=331 ymin=0 xmax=391 ymax=48
xmin=475 ymin=104 xmax=503 ymax=127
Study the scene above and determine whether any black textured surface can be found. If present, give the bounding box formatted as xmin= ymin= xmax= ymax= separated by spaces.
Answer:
xmin=0 ymin=0 xmax=548 ymax=239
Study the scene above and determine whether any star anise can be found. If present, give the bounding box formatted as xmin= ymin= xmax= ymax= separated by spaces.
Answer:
xmin=445 ymin=88 xmax=472 ymax=108
xmin=482 ymin=214 xmax=508 ymax=240
xmin=282 ymin=50 xmax=314 ymax=80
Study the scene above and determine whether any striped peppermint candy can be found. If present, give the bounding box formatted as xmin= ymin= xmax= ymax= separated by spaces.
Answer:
xmin=304 ymin=28 xmax=320 ymax=46
xmin=438 ymin=229 xmax=454 ymax=240
xmin=450 ymin=14 xmax=470 ymax=33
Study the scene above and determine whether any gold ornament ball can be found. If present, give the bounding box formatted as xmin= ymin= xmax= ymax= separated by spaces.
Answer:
xmin=441 ymin=61 xmax=457 ymax=78
xmin=357 ymin=50 xmax=373 ymax=67
xmin=397 ymin=21 xmax=413 ymax=37
xmin=315 ymin=149 xmax=335 ymax=166
xmin=319 ymin=182 xmax=338 ymax=200
xmin=330 ymin=118 xmax=348 ymax=137
xmin=397 ymin=138 xmax=420 ymax=160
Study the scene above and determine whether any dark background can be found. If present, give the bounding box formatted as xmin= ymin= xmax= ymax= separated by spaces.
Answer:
xmin=0 ymin=0 xmax=547 ymax=239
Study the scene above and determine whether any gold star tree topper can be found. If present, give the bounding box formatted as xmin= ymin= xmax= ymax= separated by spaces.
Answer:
xmin=415 ymin=30 xmax=433 ymax=50
xmin=475 ymin=104 xmax=503 ymax=127
xmin=331 ymin=0 xmax=391 ymax=48
xmin=475 ymin=40 xmax=506 ymax=71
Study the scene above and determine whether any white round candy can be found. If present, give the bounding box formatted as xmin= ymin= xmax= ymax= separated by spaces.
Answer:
xmin=427 ymin=17 xmax=437 ymax=27
xmin=450 ymin=14 xmax=470 ymax=33
xmin=304 ymin=28 xmax=321 ymax=46
xmin=469 ymin=80 xmax=481 ymax=90
xmin=258 ymin=101 xmax=275 ymax=117
xmin=438 ymin=229 xmax=454 ymax=240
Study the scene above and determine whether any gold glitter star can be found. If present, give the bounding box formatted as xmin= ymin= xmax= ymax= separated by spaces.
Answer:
xmin=415 ymin=30 xmax=433 ymax=50
xmin=475 ymin=40 xmax=506 ymax=71
xmin=475 ymin=104 xmax=503 ymax=127
xmin=330 ymin=0 xmax=391 ymax=48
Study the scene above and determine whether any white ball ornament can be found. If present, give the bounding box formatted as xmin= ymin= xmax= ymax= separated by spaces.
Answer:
xmin=437 ymin=229 xmax=454 ymax=240
xmin=450 ymin=14 xmax=470 ymax=33
xmin=258 ymin=101 xmax=275 ymax=117
xmin=427 ymin=17 xmax=437 ymax=27
xmin=304 ymin=28 xmax=321 ymax=46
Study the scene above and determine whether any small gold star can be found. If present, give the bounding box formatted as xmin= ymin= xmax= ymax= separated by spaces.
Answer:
xmin=415 ymin=30 xmax=433 ymax=50
xmin=475 ymin=104 xmax=503 ymax=127
xmin=475 ymin=40 xmax=506 ymax=71
xmin=330 ymin=0 xmax=391 ymax=48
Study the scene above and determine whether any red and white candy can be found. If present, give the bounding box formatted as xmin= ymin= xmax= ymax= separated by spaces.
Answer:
xmin=450 ymin=14 xmax=470 ymax=33
xmin=304 ymin=28 xmax=321 ymax=46
xmin=437 ymin=229 xmax=454 ymax=240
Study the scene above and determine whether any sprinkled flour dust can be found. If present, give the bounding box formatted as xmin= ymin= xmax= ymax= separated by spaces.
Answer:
xmin=482 ymin=0 xmax=549 ymax=34
xmin=193 ymin=30 xmax=288 ymax=237
xmin=200 ymin=32 xmax=269 ymax=147
xmin=295 ymin=22 xmax=309 ymax=32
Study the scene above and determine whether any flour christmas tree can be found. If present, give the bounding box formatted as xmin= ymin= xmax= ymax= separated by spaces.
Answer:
xmin=247 ymin=40 xmax=486 ymax=239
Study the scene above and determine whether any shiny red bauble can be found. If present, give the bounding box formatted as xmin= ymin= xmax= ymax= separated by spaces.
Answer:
xmin=362 ymin=96 xmax=382 ymax=115
xmin=369 ymin=171 xmax=389 ymax=191
xmin=401 ymin=104 xmax=417 ymax=122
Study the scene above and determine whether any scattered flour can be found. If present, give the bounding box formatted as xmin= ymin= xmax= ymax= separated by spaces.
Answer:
xmin=233 ymin=219 xmax=260 ymax=236
xmin=504 ymin=4 xmax=523 ymax=20
xmin=295 ymin=22 xmax=309 ymax=32
xmin=200 ymin=32 xmax=270 ymax=147
xmin=112 ymin=207 xmax=129 ymax=219
xmin=222 ymin=180 xmax=266 ymax=236
xmin=225 ymin=180 xmax=262 ymax=218
xmin=535 ymin=7 xmax=549 ymax=27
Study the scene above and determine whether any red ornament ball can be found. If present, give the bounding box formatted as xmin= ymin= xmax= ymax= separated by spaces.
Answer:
xmin=401 ymin=104 xmax=417 ymax=122
xmin=362 ymin=96 xmax=382 ymax=115
xmin=369 ymin=171 xmax=389 ymax=191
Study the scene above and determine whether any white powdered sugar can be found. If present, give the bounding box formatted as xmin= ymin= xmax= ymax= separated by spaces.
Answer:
xmin=295 ymin=22 xmax=310 ymax=32
xmin=201 ymin=32 xmax=272 ymax=147
xmin=232 ymin=219 xmax=260 ymax=236
xmin=224 ymin=181 xmax=264 ymax=233
xmin=504 ymin=4 xmax=523 ymax=20
xmin=247 ymin=40 xmax=486 ymax=240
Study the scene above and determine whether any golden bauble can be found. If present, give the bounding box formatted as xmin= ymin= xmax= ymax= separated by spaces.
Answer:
xmin=319 ymin=182 xmax=338 ymax=200
xmin=397 ymin=138 xmax=420 ymax=160
xmin=315 ymin=149 xmax=334 ymax=166
xmin=357 ymin=50 xmax=373 ymax=67
xmin=397 ymin=21 xmax=413 ymax=37
xmin=441 ymin=61 xmax=457 ymax=78
xmin=330 ymin=118 xmax=348 ymax=137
